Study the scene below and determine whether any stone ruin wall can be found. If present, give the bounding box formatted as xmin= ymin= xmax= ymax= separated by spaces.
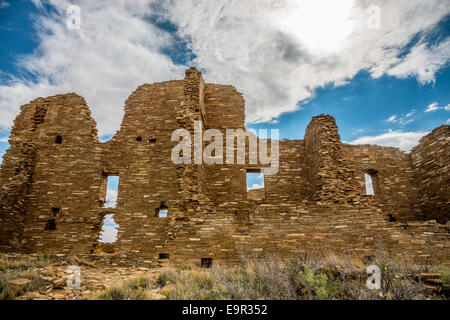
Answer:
xmin=410 ymin=125 xmax=450 ymax=223
xmin=0 ymin=68 xmax=448 ymax=267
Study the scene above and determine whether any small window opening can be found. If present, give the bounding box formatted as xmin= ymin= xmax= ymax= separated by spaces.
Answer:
xmin=195 ymin=109 xmax=199 ymax=112
xmin=159 ymin=253 xmax=169 ymax=259
xmin=55 ymin=135 xmax=63 ymax=144
xmin=52 ymin=207 xmax=60 ymax=217
xmin=156 ymin=203 xmax=168 ymax=218
xmin=136 ymin=136 xmax=142 ymax=141
xmin=45 ymin=219 xmax=56 ymax=230
xmin=99 ymin=214 xmax=119 ymax=243
xmin=149 ymin=138 xmax=157 ymax=143
xmin=104 ymin=175 xmax=119 ymax=208
xmin=388 ymin=214 xmax=397 ymax=222
xmin=201 ymin=257 xmax=213 ymax=268
xmin=246 ymin=169 xmax=264 ymax=191
xmin=364 ymin=173 xmax=375 ymax=196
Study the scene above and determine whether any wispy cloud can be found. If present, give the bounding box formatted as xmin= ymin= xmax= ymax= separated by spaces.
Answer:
xmin=0 ymin=0 xmax=449 ymax=136
xmin=386 ymin=109 xmax=417 ymax=125
xmin=387 ymin=115 xmax=397 ymax=123
xmin=425 ymin=102 xmax=439 ymax=112
xmin=424 ymin=102 xmax=450 ymax=112
xmin=0 ymin=1 xmax=9 ymax=9
xmin=350 ymin=129 xmax=429 ymax=152
xmin=405 ymin=109 xmax=417 ymax=118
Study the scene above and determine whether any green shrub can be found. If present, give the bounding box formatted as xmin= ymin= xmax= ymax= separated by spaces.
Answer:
xmin=294 ymin=266 xmax=339 ymax=300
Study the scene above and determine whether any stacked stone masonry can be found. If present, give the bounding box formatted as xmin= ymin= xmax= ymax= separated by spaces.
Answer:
xmin=0 ymin=68 xmax=448 ymax=267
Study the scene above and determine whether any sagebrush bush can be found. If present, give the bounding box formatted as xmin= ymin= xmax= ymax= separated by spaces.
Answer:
xmin=159 ymin=252 xmax=438 ymax=300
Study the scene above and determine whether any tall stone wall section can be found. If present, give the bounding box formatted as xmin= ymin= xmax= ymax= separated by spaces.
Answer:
xmin=0 ymin=100 xmax=42 ymax=251
xmin=0 ymin=94 xmax=103 ymax=254
xmin=99 ymin=80 xmax=186 ymax=261
xmin=410 ymin=125 xmax=450 ymax=223
xmin=304 ymin=115 xmax=364 ymax=205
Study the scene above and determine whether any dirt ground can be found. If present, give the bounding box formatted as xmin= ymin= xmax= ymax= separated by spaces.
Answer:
xmin=1 ymin=254 xmax=167 ymax=300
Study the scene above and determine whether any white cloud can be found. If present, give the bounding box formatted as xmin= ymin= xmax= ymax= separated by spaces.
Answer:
xmin=104 ymin=188 xmax=118 ymax=208
xmin=162 ymin=0 xmax=450 ymax=123
xmin=0 ymin=0 xmax=184 ymax=136
xmin=424 ymin=102 xmax=450 ymax=112
xmin=0 ymin=0 xmax=449 ymax=136
xmin=425 ymin=102 xmax=439 ymax=112
xmin=248 ymin=183 xmax=264 ymax=190
xmin=386 ymin=110 xmax=416 ymax=125
xmin=387 ymin=115 xmax=397 ymax=123
xmin=99 ymin=214 xmax=119 ymax=243
xmin=30 ymin=0 xmax=43 ymax=8
xmin=405 ymin=109 xmax=416 ymax=118
xmin=350 ymin=130 xmax=429 ymax=152
xmin=386 ymin=38 xmax=450 ymax=84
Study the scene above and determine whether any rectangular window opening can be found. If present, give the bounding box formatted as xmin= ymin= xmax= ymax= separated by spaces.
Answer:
xmin=159 ymin=253 xmax=170 ymax=259
xmin=104 ymin=175 xmax=119 ymax=208
xmin=156 ymin=202 xmax=168 ymax=218
xmin=158 ymin=209 xmax=168 ymax=218
xmin=364 ymin=173 xmax=375 ymax=196
xmin=201 ymin=257 xmax=213 ymax=268
xmin=246 ymin=169 xmax=264 ymax=192
xmin=99 ymin=214 xmax=119 ymax=243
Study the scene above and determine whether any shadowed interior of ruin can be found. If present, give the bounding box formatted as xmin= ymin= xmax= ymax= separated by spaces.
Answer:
xmin=0 ymin=68 xmax=448 ymax=267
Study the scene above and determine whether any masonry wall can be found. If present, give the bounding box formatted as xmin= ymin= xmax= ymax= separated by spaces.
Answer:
xmin=410 ymin=125 xmax=450 ymax=223
xmin=264 ymin=140 xmax=308 ymax=203
xmin=344 ymin=144 xmax=422 ymax=222
xmin=0 ymin=102 xmax=39 ymax=251
xmin=0 ymin=94 xmax=103 ymax=254
xmin=0 ymin=68 xmax=448 ymax=266
xmin=99 ymin=80 xmax=187 ymax=260
xmin=304 ymin=115 xmax=363 ymax=205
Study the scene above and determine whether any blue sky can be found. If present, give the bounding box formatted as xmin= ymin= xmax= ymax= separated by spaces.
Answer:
xmin=1 ymin=0 xmax=450 ymax=163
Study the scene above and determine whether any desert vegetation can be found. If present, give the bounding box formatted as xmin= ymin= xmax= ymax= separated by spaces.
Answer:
xmin=0 ymin=253 xmax=53 ymax=299
xmin=0 ymin=251 xmax=448 ymax=300
xmin=97 ymin=251 xmax=449 ymax=300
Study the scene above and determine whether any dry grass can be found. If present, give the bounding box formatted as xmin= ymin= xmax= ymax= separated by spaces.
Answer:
xmin=2 ymin=252 xmax=446 ymax=300
xmin=0 ymin=253 xmax=52 ymax=272
xmin=97 ymin=276 xmax=151 ymax=300
xmin=155 ymin=251 xmax=449 ymax=300
xmin=0 ymin=253 xmax=53 ymax=300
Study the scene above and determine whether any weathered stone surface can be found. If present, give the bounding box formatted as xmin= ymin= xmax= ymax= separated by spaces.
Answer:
xmin=0 ymin=68 xmax=448 ymax=266
xmin=8 ymin=278 xmax=32 ymax=286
